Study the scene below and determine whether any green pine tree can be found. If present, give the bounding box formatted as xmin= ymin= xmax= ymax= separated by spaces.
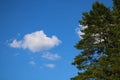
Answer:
xmin=71 ymin=0 xmax=120 ymax=80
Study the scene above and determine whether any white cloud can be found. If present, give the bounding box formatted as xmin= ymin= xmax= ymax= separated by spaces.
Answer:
xmin=44 ymin=64 xmax=55 ymax=68
xmin=91 ymin=33 xmax=104 ymax=44
xmin=94 ymin=38 xmax=104 ymax=44
xmin=77 ymin=29 xmax=85 ymax=36
xmin=78 ymin=24 xmax=88 ymax=30
xmin=9 ymin=30 xmax=61 ymax=52
xmin=41 ymin=52 xmax=60 ymax=60
xmin=76 ymin=24 xmax=88 ymax=39
xmin=29 ymin=61 xmax=36 ymax=66
xmin=76 ymin=25 xmax=105 ymax=44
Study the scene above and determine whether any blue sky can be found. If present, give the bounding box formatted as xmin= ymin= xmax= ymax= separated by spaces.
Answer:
xmin=0 ymin=0 xmax=112 ymax=80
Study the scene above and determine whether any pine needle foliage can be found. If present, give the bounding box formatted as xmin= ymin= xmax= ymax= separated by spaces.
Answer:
xmin=71 ymin=0 xmax=120 ymax=80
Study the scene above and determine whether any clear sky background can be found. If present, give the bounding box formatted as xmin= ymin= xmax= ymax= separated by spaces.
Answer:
xmin=0 ymin=0 xmax=112 ymax=80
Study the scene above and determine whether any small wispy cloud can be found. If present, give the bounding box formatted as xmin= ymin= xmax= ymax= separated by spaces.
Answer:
xmin=41 ymin=52 xmax=60 ymax=60
xmin=17 ymin=33 xmax=21 ymax=36
xmin=14 ymin=53 xmax=20 ymax=56
xmin=44 ymin=64 xmax=55 ymax=68
xmin=29 ymin=61 xmax=36 ymax=66
xmin=9 ymin=30 xmax=61 ymax=52
xmin=10 ymin=40 xmax=22 ymax=48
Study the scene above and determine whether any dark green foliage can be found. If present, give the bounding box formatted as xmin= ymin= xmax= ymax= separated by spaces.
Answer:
xmin=71 ymin=0 xmax=120 ymax=80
